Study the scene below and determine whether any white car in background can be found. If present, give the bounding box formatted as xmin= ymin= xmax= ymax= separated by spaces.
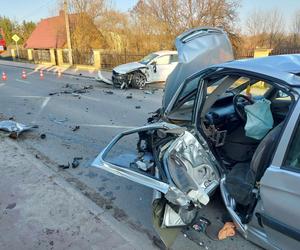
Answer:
xmin=98 ymin=51 xmax=178 ymax=89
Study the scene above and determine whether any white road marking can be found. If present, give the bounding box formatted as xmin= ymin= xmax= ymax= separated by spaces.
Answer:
xmin=0 ymin=83 xmax=5 ymax=87
xmin=27 ymin=70 xmax=36 ymax=75
xmin=41 ymin=96 xmax=51 ymax=109
xmin=79 ymin=124 xmax=137 ymax=129
xmin=12 ymin=95 xmax=46 ymax=98
xmin=15 ymin=79 xmax=31 ymax=84
xmin=32 ymin=97 xmax=51 ymax=123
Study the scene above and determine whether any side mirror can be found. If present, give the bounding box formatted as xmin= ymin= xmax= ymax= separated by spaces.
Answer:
xmin=151 ymin=61 xmax=157 ymax=73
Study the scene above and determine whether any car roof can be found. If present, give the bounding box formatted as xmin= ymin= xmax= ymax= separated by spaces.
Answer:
xmin=213 ymin=54 xmax=300 ymax=87
xmin=154 ymin=50 xmax=178 ymax=56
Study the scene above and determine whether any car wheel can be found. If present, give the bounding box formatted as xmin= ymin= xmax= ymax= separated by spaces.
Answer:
xmin=131 ymin=72 xmax=147 ymax=89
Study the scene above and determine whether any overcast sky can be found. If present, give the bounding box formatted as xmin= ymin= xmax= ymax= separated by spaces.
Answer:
xmin=1 ymin=0 xmax=300 ymax=30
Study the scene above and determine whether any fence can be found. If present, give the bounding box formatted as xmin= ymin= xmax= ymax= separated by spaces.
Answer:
xmin=235 ymin=49 xmax=254 ymax=59
xmin=73 ymin=49 xmax=94 ymax=66
xmin=62 ymin=50 xmax=69 ymax=64
xmin=236 ymin=48 xmax=300 ymax=59
xmin=100 ymin=52 xmax=146 ymax=70
xmin=33 ymin=49 xmax=51 ymax=63
xmin=16 ymin=48 xmax=29 ymax=60
xmin=10 ymin=47 xmax=300 ymax=69
xmin=270 ymin=48 xmax=300 ymax=55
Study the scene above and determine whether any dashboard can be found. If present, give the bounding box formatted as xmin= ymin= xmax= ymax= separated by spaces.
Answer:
xmin=205 ymin=93 xmax=240 ymax=129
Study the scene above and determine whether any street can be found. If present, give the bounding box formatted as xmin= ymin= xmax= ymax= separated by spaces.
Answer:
xmin=0 ymin=64 xmax=260 ymax=250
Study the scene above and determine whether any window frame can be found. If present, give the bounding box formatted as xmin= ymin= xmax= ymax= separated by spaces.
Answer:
xmin=155 ymin=55 xmax=171 ymax=65
xmin=281 ymin=113 xmax=300 ymax=173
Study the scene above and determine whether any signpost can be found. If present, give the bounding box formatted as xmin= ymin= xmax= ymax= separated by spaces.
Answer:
xmin=12 ymin=34 xmax=20 ymax=58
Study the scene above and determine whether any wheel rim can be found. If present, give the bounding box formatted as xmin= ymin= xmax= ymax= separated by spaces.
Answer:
xmin=135 ymin=73 xmax=146 ymax=88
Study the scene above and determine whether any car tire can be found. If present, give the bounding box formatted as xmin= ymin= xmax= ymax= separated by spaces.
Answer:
xmin=131 ymin=72 xmax=147 ymax=89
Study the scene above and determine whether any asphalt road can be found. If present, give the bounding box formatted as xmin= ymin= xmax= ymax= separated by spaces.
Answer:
xmin=0 ymin=64 xmax=260 ymax=250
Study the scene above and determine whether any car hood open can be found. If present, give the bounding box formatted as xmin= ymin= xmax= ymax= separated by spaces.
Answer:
xmin=162 ymin=27 xmax=234 ymax=112
xmin=113 ymin=61 xmax=147 ymax=74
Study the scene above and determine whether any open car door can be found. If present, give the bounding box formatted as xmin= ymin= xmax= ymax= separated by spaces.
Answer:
xmin=92 ymin=123 xmax=220 ymax=246
xmin=258 ymin=100 xmax=300 ymax=250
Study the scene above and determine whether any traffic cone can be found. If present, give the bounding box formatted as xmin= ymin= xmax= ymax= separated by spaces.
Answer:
xmin=57 ymin=69 xmax=62 ymax=78
xmin=39 ymin=70 xmax=44 ymax=80
xmin=2 ymin=72 xmax=7 ymax=81
xmin=22 ymin=70 xmax=27 ymax=79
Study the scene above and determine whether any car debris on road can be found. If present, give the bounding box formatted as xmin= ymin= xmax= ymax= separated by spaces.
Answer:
xmin=218 ymin=222 xmax=236 ymax=240
xmin=103 ymin=90 xmax=114 ymax=95
xmin=71 ymin=125 xmax=80 ymax=132
xmin=40 ymin=133 xmax=46 ymax=139
xmin=59 ymin=157 xmax=83 ymax=169
xmin=49 ymin=84 xmax=94 ymax=97
xmin=72 ymin=157 xmax=83 ymax=168
xmin=0 ymin=120 xmax=37 ymax=139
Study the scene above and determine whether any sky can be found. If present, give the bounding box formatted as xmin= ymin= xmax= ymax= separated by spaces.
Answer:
xmin=1 ymin=0 xmax=300 ymax=29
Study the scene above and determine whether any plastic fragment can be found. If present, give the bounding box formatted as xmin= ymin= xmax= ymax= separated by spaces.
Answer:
xmin=218 ymin=222 xmax=236 ymax=240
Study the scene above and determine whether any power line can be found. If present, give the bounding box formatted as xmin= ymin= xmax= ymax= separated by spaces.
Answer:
xmin=18 ymin=0 xmax=54 ymax=22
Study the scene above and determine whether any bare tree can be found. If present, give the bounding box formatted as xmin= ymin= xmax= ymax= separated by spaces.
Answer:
xmin=245 ymin=8 xmax=284 ymax=49
xmin=291 ymin=10 xmax=300 ymax=47
xmin=130 ymin=0 xmax=239 ymax=53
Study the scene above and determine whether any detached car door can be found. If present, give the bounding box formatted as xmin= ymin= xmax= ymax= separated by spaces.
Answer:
xmin=259 ymin=99 xmax=300 ymax=250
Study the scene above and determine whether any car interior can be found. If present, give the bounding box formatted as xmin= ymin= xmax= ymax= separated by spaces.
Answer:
xmin=198 ymin=73 xmax=295 ymax=222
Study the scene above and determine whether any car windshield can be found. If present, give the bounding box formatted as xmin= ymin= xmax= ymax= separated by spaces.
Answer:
xmin=139 ymin=53 xmax=158 ymax=65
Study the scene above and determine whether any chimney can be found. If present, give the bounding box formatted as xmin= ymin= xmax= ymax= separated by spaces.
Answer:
xmin=59 ymin=10 xmax=65 ymax=16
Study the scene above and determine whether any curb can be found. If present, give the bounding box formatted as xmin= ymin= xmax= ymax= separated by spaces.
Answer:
xmin=0 ymin=60 xmax=101 ymax=80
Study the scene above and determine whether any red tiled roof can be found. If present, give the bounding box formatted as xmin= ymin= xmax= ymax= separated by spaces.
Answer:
xmin=25 ymin=11 xmax=77 ymax=49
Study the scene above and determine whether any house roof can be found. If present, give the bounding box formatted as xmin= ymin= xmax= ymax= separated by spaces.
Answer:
xmin=25 ymin=11 xmax=77 ymax=49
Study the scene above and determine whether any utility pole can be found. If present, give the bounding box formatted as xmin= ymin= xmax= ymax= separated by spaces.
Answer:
xmin=64 ymin=0 xmax=73 ymax=65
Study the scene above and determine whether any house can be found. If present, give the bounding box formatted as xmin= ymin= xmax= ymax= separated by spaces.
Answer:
xmin=25 ymin=10 xmax=105 ymax=50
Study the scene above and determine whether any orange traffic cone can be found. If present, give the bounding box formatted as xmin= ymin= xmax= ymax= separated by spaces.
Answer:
xmin=57 ymin=69 xmax=62 ymax=78
xmin=22 ymin=70 xmax=27 ymax=79
xmin=2 ymin=72 xmax=7 ymax=81
xmin=40 ymin=70 xmax=44 ymax=80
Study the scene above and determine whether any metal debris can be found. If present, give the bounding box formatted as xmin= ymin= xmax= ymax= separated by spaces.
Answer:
xmin=72 ymin=125 xmax=80 ymax=132
xmin=49 ymin=84 xmax=94 ymax=96
xmin=135 ymin=105 xmax=141 ymax=109
xmin=59 ymin=162 xmax=70 ymax=169
xmin=72 ymin=157 xmax=83 ymax=168
xmin=0 ymin=120 xmax=36 ymax=138
xmin=104 ymin=90 xmax=114 ymax=95
xmin=126 ymin=95 xmax=133 ymax=99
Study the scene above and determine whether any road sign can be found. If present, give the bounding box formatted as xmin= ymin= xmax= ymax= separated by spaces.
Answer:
xmin=12 ymin=34 xmax=20 ymax=43
xmin=11 ymin=34 xmax=20 ymax=58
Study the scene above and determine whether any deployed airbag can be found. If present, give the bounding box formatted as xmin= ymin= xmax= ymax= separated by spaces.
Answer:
xmin=244 ymin=99 xmax=274 ymax=140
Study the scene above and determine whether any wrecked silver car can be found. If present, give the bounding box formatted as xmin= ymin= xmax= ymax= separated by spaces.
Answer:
xmin=93 ymin=27 xmax=300 ymax=250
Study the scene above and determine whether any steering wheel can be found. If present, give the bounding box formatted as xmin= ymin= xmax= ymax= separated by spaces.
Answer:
xmin=233 ymin=94 xmax=254 ymax=122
